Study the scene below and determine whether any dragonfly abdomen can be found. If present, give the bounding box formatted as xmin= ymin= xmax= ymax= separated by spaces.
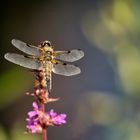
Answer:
xmin=45 ymin=62 xmax=52 ymax=93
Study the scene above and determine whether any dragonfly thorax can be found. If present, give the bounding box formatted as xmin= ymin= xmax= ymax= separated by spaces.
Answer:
xmin=44 ymin=50 xmax=53 ymax=61
xmin=38 ymin=50 xmax=53 ymax=61
xmin=45 ymin=56 xmax=52 ymax=61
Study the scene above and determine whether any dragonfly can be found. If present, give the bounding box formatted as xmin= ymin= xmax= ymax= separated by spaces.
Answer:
xmin=4 ymin=39 xmax=84 ymax=93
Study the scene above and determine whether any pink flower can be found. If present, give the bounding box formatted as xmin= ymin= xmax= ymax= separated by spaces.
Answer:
xmin=26 ymin=102 xmax=67 ymax=133
xmin=46 ymin=109 xmax=66 ymax=126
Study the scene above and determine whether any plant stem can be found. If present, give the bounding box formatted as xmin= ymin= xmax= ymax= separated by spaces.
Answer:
xmin=34 ymin=70 xmax=48 ymax=140
xmin=41 ymin=104 xmax=47 ymax=140
xmin=42 ymin=128 xmax=47 ymax=140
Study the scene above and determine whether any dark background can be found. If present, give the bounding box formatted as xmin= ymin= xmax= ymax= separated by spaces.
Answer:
xmin=1 ymin=0 xmax=140 ymax=140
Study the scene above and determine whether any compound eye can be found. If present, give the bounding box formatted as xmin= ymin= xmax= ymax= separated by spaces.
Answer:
xmin=41 ymin=41 xmax=51 ymax=47
xmin=46 ymin=42 xmax=51 ymax=46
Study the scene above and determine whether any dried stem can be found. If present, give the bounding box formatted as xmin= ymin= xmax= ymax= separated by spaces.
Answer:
xmin=34 ymin=70 xmax=48 ymax=140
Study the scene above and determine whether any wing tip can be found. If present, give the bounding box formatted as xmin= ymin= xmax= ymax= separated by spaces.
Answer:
xmin=11 ymin=38 xmax=16 ymax=44
xmin=4 ymin=53 xmax=10 ymax=60
xmin=79 ymin=50 xmax=84 ymax=58
xmin=76 ymin=67 xmax=81 ymax=75
xmin=75 ymin=49 xmax=85 ymax=59
xmin=11 ymin=38 xmax=20 ymax=46
xmin=4 ymin=53 xmax=14 ymax=63
xmin=4 ymin=53 xmax=16 ymax=61
xmin=67 ymin=66 xmax=81 ymax=76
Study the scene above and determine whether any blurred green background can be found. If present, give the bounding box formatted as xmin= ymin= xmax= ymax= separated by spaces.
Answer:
xmin=1 ymin=0 xmax=140 ymax=140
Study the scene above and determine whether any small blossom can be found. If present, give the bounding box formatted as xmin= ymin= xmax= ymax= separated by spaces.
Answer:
xmin=26 ymin=123 xmax=42 ymax=133
xmin=26 ymin=102 xmax=67 ymax=133
xmin=46 ymin=109 xmax=67 ymax=126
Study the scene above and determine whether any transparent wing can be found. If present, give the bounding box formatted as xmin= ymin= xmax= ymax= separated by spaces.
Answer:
xmin=52 ymin=62 xmax=81 ymax=76
xmin=54 ymin=49 xmax=84 ymax=62
xmin=4 ymin=53 xmax=42 ymax=70
xmin=11 ymin=39 xmax=41 ymax=56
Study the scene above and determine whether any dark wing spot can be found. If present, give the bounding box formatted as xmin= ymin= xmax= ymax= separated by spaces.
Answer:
xmin=67 ymin=50 xmax=71 ymax=53
xmin=26 ymin=43 xmax=31 ymax=48
xmin=63 ymin=63 xmax=67 ymax=65
xmin=55 ymin=62 xmax=58 ymax=64
xmin=78 ymin=49 xmax=81 ymax=51
xmin=24 ymin=55 xmax=33 ymax=59
xmin=24 ymin=55 xmax=29 ymax=58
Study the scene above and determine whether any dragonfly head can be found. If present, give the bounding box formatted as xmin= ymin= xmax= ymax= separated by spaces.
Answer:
xmin=41 ymin=40 xmax=54 ymax=51
xmin=43 ymin=40 xmax=51 ymax=46
xmin=41 ymin=40 xmax=52 ymax=47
